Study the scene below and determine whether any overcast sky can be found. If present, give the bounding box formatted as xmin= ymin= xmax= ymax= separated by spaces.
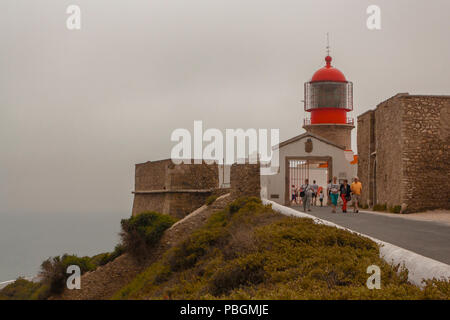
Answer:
xmin=1 ymin=0 xmax=449 ymax=217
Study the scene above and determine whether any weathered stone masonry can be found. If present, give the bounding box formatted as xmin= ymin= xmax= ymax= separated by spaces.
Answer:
xmin=358 ymin=93 xmax=450 ymax=213
xmin=132 ymin=159 xmax=261 ymax=218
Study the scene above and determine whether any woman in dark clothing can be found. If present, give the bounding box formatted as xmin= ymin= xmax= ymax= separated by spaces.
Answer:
xmin=340 ymin=179 xmax=352 ymax=213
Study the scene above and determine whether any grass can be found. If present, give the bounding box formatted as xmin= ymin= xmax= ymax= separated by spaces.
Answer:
xmin=113 ymin=197 xmax=450 ymax=300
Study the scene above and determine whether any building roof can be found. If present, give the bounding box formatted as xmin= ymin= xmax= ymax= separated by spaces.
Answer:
xmin=275 ymin=131 xmax=346 ymax=150
xmin=357 ymin=93 xmax=450 ymax=119
xmin=311 ymin=56 xmax=347 ymax=82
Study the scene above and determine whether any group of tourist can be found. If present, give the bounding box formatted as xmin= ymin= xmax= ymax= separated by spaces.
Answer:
xmin=290 ymin=180 xmax=324 ymax=212
xmin=291 ymin=177 xmax=362 ymax=214
xmin=328 ymin=176 xmax=362 ymax=213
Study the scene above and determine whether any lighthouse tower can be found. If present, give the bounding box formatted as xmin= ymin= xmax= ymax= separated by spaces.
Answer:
xmin=303 ymin=55 xmax=354 ymax=149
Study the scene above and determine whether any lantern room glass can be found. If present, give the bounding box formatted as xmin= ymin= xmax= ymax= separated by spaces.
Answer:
xmin=304 ymin=81 xmax=353 ymax=111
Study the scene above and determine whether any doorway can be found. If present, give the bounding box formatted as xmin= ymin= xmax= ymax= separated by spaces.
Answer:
xmin=285 ymin=156 xmax=332 ymax=206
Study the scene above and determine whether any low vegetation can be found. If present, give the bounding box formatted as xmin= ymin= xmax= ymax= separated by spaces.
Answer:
xmin=373 ymin=203 xmax=388 ymax=212
xmin=205 ymin=195 xmax=218 ymax=206
xmin=3 ymin=200 xmax=448 ymax=300
xmin=0 ymin=244 xmax=126 ymax=300
xmin=113 ymin=197 xmax=450 ymax=300
xmin=0 ymin=211 xmax=177 ymax=300
xmin=120 ymin=212 xmax=177 ymax=260
xmin=0 ymin=278 xmax=46 ymax=300
xmin=389 ymin=205 xmax=402 ymax=214
xmin=372 ymin=203 xmax=401 ymax=214
xmin=89 ymin=244 xmax=125 ymax=267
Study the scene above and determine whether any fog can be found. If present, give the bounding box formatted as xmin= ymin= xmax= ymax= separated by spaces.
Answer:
xmin=1 ymin=0 xmax=449 ymax=218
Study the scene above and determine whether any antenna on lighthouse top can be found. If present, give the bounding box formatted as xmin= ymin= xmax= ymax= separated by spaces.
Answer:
xmin=326 ymin=32 xmax=330 ymax=56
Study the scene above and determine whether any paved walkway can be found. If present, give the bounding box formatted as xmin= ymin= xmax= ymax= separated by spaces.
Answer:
xmin=292 ymin=205 xmax=450 ymax=265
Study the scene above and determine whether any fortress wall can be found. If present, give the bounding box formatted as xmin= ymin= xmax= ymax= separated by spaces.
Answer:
xmin=374 ymin=96 xmax=404 ymax=209
xmin=132 ymin=160 xmax=219 ymax=217
xmin=357 ymin=94 xmax=450 ymax=213
xmin=135 ymin=159 xmax=170 ymax=191
xmin=400 ymin=96 xmax=450 ymax=212
xmin=163 ymin=192 xmax=212 ymax=219
xmin=134 ymin=159 xmax=220 ymax=191
xmin=167 ymin=161 xmax=219 ymax=190
xmin=132 ymin=193 xmax=167 ymax=216
xmin=230 ymin=162 xmax=261 ymax=198
xmin=357 ymin=110 xmax=375 ymax=207
xmin=132 ymin=160 xmax=261 ymax=218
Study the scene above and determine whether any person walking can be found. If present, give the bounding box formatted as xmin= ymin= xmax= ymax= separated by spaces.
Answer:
xmin=311 ymin=180 xmax=319 ymax=206
xmin=340 ymin=179 xmax=351 ymax=213
xmin=297 ymin=186 xmax=303 ymax=206
xmin=301 ymin=179 xmax=313 ymax=212
xmin=291 ymin=185 xmax=298 ymax=205
xmin=329 ymin=177 xmax=340 ymax=213
xmin=319 ymin=189 xmax=324 ymax=207
xmin=326 ymin=179 xmax=332 ymax=206
xmin=351 ymin=177 xmax=362 ymax=213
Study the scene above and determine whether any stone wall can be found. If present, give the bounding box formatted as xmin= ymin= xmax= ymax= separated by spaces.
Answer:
xmin=357 ymin=93 xmax=450 ymax=213
xmin=135 ymin=159 xmax=170 ymax=191
xmin=132 ymin=160 xmax=261 ymax=218
xmin=374 ymin=95 xmax=404 ymax=209
xmin=304 ymin=124 xmax=353 ymax=149
xmin=230 ymin=162 xmax=261 ymax=198
xmin=357 ymin=110 xmax=375 ymax=207
xmin=134 ymin=159 xmax=219 ymax=192
xmin=132 ymin=160 xmax=219 ymax=218
xmin=400 ymin=95 xmax=450 ymax=212
xmin=132 ymin=193 xmax=166 ymax=217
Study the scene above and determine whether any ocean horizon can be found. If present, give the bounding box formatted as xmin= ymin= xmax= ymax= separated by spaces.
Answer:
xmin=0 ymin=211 xmax=129 ymax=283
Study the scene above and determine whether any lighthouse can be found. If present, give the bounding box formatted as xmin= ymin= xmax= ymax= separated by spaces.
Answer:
xmin=261 ymin=49 xmax=358 ymax=204
xmin=303 ymin=55 xmax=354 ymax=149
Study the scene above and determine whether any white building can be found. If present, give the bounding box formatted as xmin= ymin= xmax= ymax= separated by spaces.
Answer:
xmin=261 ymin=54 xmax=358 ymax=205
xmin=261 ymin=132 xmax=357 ymax=205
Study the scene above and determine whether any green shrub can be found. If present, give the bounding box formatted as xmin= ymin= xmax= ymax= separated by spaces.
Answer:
xmin=205 ymin=195 xmax=218 ymax=206
xmin=114 ymin=197 xmax=450 ymax=300
xmin=39 ymin=254 xmax=97 ymax=295
xmin=29 ymin=284 xmax=50 ymax=300
xmin=39 ymin=256 xmax=69 ymax=295
xmin=0 ymin=278 xmax=44 ymax=300
xmin=373 ymin=203 xmax=387 ymax=212
xmin=389 ymin=205 xmax=402 ymax=214
xmin=209 ymin=254 xmax=266 ymax=296
xmin=228 ymin=197 xmax=261 ymax=214
xmin=120 ymin=212 xmax=177 ymax=260
xmin=105 ymin=244 xmax=125 ymax=264
xmin=166 ymin=197 xmax=265 ymax=272
xmin=2 ymin=243 xmax=126 ymax=300
xmin=167 ymin=214 xmax=228 ymax=271
xmin=90 ymin=244 xmax=126 ymax=267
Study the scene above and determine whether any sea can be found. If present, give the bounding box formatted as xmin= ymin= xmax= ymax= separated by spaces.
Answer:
xmin=0 ymin=211 xmax=129 ymax=283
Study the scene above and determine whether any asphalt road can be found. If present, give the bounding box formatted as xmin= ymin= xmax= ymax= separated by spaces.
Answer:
xmin=292 ymin=205 xmax=450 ymax=265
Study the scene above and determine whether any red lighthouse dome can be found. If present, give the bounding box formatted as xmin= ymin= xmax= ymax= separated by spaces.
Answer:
xmin=304 ymin=55 xmax=353 ymax=125
xmin=311 ymin=56 xmax=347 ymax=82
